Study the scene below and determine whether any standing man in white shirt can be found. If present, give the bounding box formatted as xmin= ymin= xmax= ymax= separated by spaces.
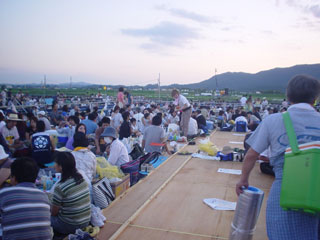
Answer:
xmin=240 ymin=95 xmax=247 ymax=107
xmin=172 ymin=89 xmax=192 ymax=137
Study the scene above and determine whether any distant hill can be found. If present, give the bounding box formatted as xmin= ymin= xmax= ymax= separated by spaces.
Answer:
xmin=173 ymin=64 xmax=320 ymax=92
xmin=2 ymin=64 xmax=320 ymax=92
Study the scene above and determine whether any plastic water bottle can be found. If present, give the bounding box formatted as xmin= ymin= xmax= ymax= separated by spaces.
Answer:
xmin=46 ymin=177 xmax=53 ymax=191
xmin=48 ymin=171 xmax=53 ymax=181
xmin=173 ymin=134 xmax=177 ymax=141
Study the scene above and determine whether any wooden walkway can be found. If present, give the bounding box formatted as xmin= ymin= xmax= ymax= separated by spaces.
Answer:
xmin=98 ymin=131 xmax=274 ymax=240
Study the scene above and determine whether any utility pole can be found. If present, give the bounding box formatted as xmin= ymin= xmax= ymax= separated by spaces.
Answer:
xmin=70 ymin=76 xmax=72 ymax=88
xmin=158 ymin=73 xmax=160 ymax=103
xmin=44 ymin=74 xmax=47 ymax=98
xmin=215 ymin=68 xmax=218 ymax=90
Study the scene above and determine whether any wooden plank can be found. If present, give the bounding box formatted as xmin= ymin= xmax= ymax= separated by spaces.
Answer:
xmin=108 ymin=151 xmax=196 ymax=240
xmin=209 ymin=131 xmax=246 ymax=149
xmin=97 ymin=144 xmax=198 ymax=239
xmin=98 ymin=131 xmax=274 ymax=240
xmin=128 ymin=159 xmax=271 ymax=240
xmin=117 ymin=226 xmax=227 ymax=240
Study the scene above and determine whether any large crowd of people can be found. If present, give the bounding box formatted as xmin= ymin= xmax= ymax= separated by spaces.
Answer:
xmin=0 ymin=76 xmax=319 ymax=239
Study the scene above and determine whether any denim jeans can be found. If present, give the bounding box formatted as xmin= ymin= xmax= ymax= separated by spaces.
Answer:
xmin=199 ymin=124 xmax=209 ymax=134
xmin=51 ymin=216 xmax=89 ymax=235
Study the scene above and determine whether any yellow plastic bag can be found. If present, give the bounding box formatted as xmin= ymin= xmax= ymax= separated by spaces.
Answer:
xmin=96 ymin=157 xmax=125 ymax=179
xmin=199 ymin=140 xmax=218 ymax=156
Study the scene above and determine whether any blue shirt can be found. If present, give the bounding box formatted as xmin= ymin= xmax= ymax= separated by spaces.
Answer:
xmin=81 ymin=119 xmax=98 ymax=134
xmin=0 ymin=182 xmax=52 ymax=240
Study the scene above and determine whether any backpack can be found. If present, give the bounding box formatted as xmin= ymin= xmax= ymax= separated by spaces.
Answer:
xmin=129 ymin=143 xmax=144 ymax=160
xmin=236 ymin=121 xmax=247 ymax=132
xmin=139 ymin=152 xmax=161 ymax=169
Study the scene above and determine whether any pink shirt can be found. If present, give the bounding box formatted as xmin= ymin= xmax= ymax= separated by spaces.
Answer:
xmin=117 ymin=92 xmax=124 ymax=104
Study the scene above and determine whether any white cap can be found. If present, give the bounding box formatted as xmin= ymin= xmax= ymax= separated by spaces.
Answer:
xmin=38 ymin=111 xmax=46 ymax=116
xmin=0 ymin=145 xmax=9 ymax=160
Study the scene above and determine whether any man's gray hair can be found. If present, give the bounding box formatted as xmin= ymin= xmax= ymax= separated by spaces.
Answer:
xmin=286 ymin=75 xmax=320 ymax=104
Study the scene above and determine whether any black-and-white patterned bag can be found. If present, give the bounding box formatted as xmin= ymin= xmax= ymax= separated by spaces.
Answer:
xmin=92 ymin=177 xmax=115 ymax=209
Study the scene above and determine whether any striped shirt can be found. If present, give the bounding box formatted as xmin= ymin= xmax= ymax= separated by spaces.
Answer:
xmin=52 ymin=177 xmax=91 ymax=225
xmin=0 ymin=182 xmax=52 ymax=240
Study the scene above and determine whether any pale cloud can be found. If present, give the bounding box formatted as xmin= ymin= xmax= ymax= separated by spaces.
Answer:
xmin=309 ymin=4 xmax=320 ymax=18
xmin=284 ymin=0 xmax=320 ymax=19
xmin=155 ymin=5 xmax=217 ymax=23
xmin=121 ymin=21 xmax=199 ymax=49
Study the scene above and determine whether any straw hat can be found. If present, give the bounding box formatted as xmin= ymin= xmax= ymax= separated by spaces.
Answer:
xmin=6 ymin=113 xmax=24 ymax=121
xmin=221 ymin=146 xmax=233 ymax=155
xmin=0 ymin=145 xmax=9 ymax=160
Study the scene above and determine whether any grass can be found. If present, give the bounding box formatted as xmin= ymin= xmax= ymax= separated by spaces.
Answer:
xmin=10 ymin=87 xmax=285 ymax=103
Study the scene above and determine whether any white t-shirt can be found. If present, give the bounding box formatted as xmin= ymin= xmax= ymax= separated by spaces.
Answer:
xmin=72 ymin=149 xmax=97 ymax=182
xmin=133 ymin=113 xmax=144 ymax=132
xmin=112 ymin=112 xmax=123 ymax=129
xmin=188 ymin=118 xmax=198 ymax=135
xmin=1 ymin=126 xmax=19 ymax=146
xmin=240 ymin=97 xmax=247 ymax=106
xmin=261 ymin=100 xmax=268 ymax=107
xmin=177 ymin=95 xmax=190 ymax=108
xmin=168 ymin=115 xmax=179 ymax=125
xmin=108 ymin=139 xmax=130 ymax=167
xmin=235 ymin=116 xmax=248 ymax=124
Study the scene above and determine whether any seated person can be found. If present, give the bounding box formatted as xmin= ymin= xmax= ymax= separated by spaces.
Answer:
xmin=56 ymin=115 xmax=80 ymax=146
xmin=167 ymin=109 xmax=179 ymax=125
xmin=0 ymin=157 xmax=52 ymax=239
xmin=141 ymin=112 xmax=151 ymax=133
xmin=247 ymin=111 xmax=260 ymax=131
xmin=51 ymin=152 xmax=91 ymax=235
xmin=31 ymin=120 xmax=55 ymax=166
xmin=142 ymin=115 xmax=170 ymax=154
xmin=196 ymin=109 xmax=209 ymax=134
xmin=0 ymin=145 xmax=13 ymax=187
xmin=130 ymin=118 xmax=141 ymax=137
xmin=217 ymin=110 xmax=234 ymax=131
xmin=101 ymin=127 xmax=130 ymax=167
xmin=94 ymin=116 xmax=110 ymax=155
xmin=49 ymin=103 xmax=63 ymax=126
xmin=0 ymin=113 xmax=24 ymax=153
xmin=37 ymin=111 xmax=51 ymax=131
xmin=217 ymin=110 xmax=226 ymax=128
xmin=235 ymin=112 xmax=249 ymax=132
xmin=119 ymin=111 xmax=131 ymax=140
xmin=81 ymin=113 xmax=98 ymax=135
xmin=65 ymin=123 xmax=86 ymax=150
xmin=71 ymin=132 xmax=96 ymax=182
xmin=25 ymin=116 xmax=38 ymax=142
xmin=188 ymin=117 xmax=198 ymax=137
xmin=111 ymin=106 xmax=123 ymax=131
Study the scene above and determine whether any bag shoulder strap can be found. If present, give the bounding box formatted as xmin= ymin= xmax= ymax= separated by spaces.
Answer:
xmin=282 ymin=112 xmax=300 ymax=154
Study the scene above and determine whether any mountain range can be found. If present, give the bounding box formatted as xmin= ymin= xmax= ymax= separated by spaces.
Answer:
xmin=158 ymin=63 xmax=320 ymax=92
xmin=2 ymin=64 xmax=320 ymax=92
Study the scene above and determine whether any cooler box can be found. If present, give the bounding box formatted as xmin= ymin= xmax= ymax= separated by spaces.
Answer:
xmin=280 ymin=141 xmax=320 ymax=214
xmin=57 ymin=133 xmax=68 ymax=148
xmin=217 ymin=151 xmax=234 ymax=161
xmin=235 ymin=121 xmax=247 ymax=132
xmin=111 ymin=174 xmax=130 ymax=198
